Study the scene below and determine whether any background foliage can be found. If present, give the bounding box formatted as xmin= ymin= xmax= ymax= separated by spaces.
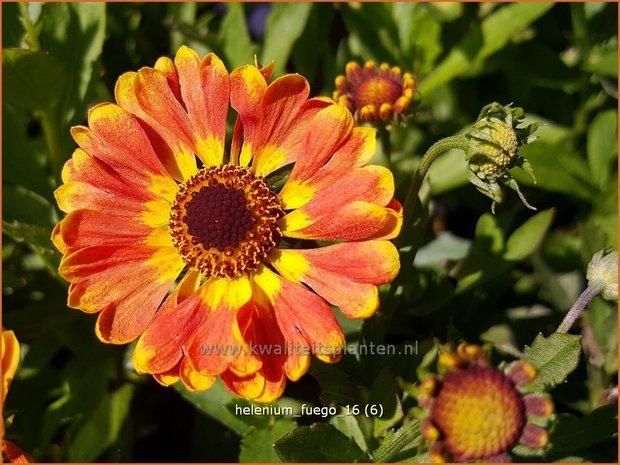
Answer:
xmin=2 ymin=2 xmax=618 ymax=462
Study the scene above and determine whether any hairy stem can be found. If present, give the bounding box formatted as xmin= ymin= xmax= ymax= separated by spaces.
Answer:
xmin=557 ymin=284 xmax=604 ymax=333
xmin=398 ymin=135 xmax=469 ymax=250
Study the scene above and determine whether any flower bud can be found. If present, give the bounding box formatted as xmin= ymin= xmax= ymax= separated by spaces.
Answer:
xmin=464 ymin=102 xmax=540 ymax=213
xmin=587 ymin=249 xmax=618 ymax=301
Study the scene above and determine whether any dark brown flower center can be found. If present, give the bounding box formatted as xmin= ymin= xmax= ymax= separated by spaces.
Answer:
xmin=169 ymin=165 xmax=283 ymax=278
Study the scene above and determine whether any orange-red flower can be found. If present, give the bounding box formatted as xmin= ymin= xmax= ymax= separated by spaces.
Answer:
xmin=52 ymin=46 xmax=402 ymax=402
xmin=333 ymin=60 xmax=415 ymax=124
xmin=417 ymin=344 xmax=553 ymax=462
xmin=2 ymin=329 xmax=33 ymax=463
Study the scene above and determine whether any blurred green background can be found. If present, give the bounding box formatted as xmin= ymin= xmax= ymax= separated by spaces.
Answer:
xmin=2 ymin=2 xmax=618 ymax=462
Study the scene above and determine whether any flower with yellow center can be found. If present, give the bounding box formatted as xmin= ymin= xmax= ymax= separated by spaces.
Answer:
xmin=52 ymin=46 xmax=402 ymax=402
xmin=418 ymin=343 xmax=553 ymax=462
xmin=333 ymin=60 xmax=415 ymax=124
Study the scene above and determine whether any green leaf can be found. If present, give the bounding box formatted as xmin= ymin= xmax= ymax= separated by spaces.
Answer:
xmin=67 ymin=383 xmax=135 ymax=462
xmin=239 ymin=420 xmax=297 ymax=463
xmin=394 ymin=4 xmax=443 ymax=75
xmin=582 ymin=39 xmax=618 ymax=78
xmin=474 ymin=213 xmax=505 ymax=255
xmin=420 ymin=3 xmax=554 ymax=94
xmin=3 ymin=104 xmax=53 ymax=199
xmin=2 ymin=2 xmax=26 ymax=47
xmin=2 ymin=184 xmax=56 ymax=227
xmin=221 ymin=3 xmax=255 ymax=68
xmin=38 ymin=2 xmax=106 ymax=123
xmin=515 ymin=142 xmax=599 ymax=201
xmin=521 ymin=332 xmax=582 ymax=392
xmin=371 ymin=419 xmax=421 ymax=463
xmin=330 ymin=415 xmax=369 ymax=453
xmin=274 ymin=423 xmax=370 ymax=462
xmin=2 ymin=48 xmax=66 ymax=111
xmin=452 ymin=254 xmax=514 ymax=294
xmin=549 ymin=405 xmax=618 ymax=455
xmin=261 ymin=3 xmax=313 ymax=76
xmin=587 ymin=109 xmax=618 ymax=188
xmin=504 ymin=208 xmax=555 ymax=261
xmin=367 ymin=367 xmax=403 ymax=437
xmin=310 ymin=362 xmax=363 ymax=407
xmin=291 ymin=3 xmax=334 ymax=84
xmin=2 ymin=220 xmax=58 ymax=260
xmin=340 ymin=3 xmax=400 ymax=63
xmin=174 ymin=381 xmax=252 ymax=436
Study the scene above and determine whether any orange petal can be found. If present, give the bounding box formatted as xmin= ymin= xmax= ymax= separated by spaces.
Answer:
xmin=154 ymin=56 xmax=184 ymax=105
xmin=55 ymin=181 xmax=153 ymax=218
xmin=286 ymin=104 xmax=354 ymax=183
xmin=300 ymin=126 xmax=377 ymax=192
xmin=52 ymin=209 xmax=159 ymax=254
xmin=253 ymin=360 xmax=287 ymax=402
xmin=2 ymin=329 xmax=20 ymax=403
xmin=253 ymin=97 xmax=332 ymax=176
xmin=231 ymin=67 xmax=330 ymax=175
xmin=179 ymin=356 xmax=216 ymax=391
xmin=270 ymin=241 xmax=399 ymax=318
xmin=230 ymin=65 xmax=268 ymax=166
xmin=174 ymin=47 xmax=229 ymax=166
xmin=222 ymin=357 xmax=286 ymax=402
xmin=115 ymin=70 xmax=197 ymax=180
xmin=250 ymin=74 xmax=311 ymax=175
xmin=72 ymin=103 xmax=170 ymax=185
xmin=185 ymin=277 xmax=252 ymax=376
xmin=253 ymin=267 xmax=344 ymax=364
xmin=282 ymin=164 xmax=394 ymax=212
xmin=221 ymin=370 xmax=266 ymax=400
xmin=59 ymin=245 xmax=184 ymax=343
xmin=248 ymin=283 xmax=310 ymax=381
xmin=153 ymin=362 xmax=181 ymax=387
xmin=2 ymin=440 xmax=34 ymax=463
xmin=61 ymin=149 xmax=152 ymax=202
xmin=282 ymin=200 xmax=402 ymax=242
xmin=133 ymin=270 xmax=204 ymax=374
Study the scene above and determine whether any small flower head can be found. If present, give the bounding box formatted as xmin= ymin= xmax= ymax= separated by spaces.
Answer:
xmin=417 ymin=343 xmax=553 ymax=462
xmin=465 ymin=102 xmax=540 ymax=213
xmin=333 ymin=60 xmax=415 ymax=125
xmin=587 ymin=248 xmax=618 ymax=301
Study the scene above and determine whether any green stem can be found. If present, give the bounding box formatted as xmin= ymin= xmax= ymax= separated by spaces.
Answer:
xmin=556 ymin=283 xmax=604 ymax=333
xmin=398 ymin=135 xmax=470 ymax=250
xmin=372 ymin=136 xmax=470 ymax=345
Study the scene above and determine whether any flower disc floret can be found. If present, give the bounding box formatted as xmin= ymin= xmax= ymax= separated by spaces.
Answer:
xmin=169 ymin=165 xmax=283 ymax=278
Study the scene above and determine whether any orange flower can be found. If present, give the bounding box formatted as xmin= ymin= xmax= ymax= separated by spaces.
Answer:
xmin=2 ymin=329 xmax=33 ymax=463
xmin=418 ymin=344 xmax=553 ymax=462
xmin=333 ymin=60 xmax=415 ymax=124
xmin=52 ymin=46 xmax=402 ymax=402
